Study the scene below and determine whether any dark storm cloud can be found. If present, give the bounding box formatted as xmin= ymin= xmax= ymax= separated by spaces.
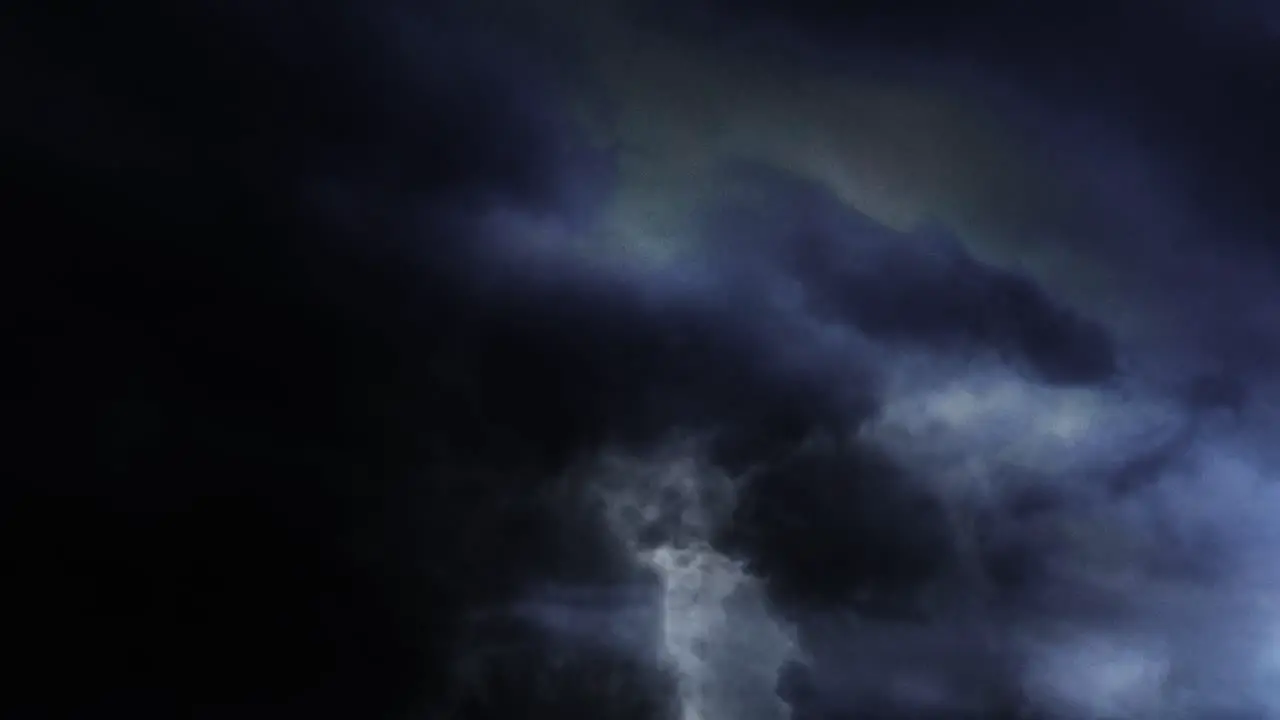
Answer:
xmin=10 ymin=2 xmax=1280 ymax=720
xmin=645 ymin=0 xmax=1280 ymax=265
xmin=1 ymin=2 xmax=939 ymax=717
xmin=696 ymin=162 xmax=1118 ymax=385
xmin=616 ymin=0 xmax=1280 ymax=388
xmin=443 ymin=166 xmax=1135 ymax=719
xmin=502 ymin=4 xmax=1280 ymax=719
xmin=638 ymin=0 xmax=1280 ymax=236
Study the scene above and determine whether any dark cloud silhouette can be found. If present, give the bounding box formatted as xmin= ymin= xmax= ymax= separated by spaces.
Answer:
xmin=697 ymin=162 xmax=1119 ymax=385
xmin=8 ymin=2 xmax=1280 ymax=720
xmin=2 ymin=3 xmax=881 ymax=717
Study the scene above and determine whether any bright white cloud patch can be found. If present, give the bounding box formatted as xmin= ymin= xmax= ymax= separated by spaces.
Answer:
xmin=589 ymin=441 xmax=800 ymax=720
xmin=853 ymin=352 xmax=1280 ymax=719
xmin=866 ymin=358 xmax=1185 ymax=499
xmin=1023 ymin=633 xmax=1170 ymax=719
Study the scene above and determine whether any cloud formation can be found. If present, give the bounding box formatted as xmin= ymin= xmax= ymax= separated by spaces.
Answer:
xmin=7 ymin=1 xmax=1280 ymax=720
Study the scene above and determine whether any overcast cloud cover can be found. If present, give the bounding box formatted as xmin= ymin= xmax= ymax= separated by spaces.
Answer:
xmin=5 ymin=1 xmax=1280 ymax=719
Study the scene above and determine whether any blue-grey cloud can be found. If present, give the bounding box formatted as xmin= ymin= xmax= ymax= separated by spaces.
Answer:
xmin=9 ymin=2 xmax=1280 ymax=720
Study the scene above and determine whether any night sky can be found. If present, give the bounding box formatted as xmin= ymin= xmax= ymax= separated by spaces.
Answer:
xmin=6 ymin=1 xmax=1280 ymax=718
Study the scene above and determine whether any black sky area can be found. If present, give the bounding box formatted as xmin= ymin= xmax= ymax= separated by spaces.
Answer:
xmin=5 ymin=1 xmax=1279 ymax=719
